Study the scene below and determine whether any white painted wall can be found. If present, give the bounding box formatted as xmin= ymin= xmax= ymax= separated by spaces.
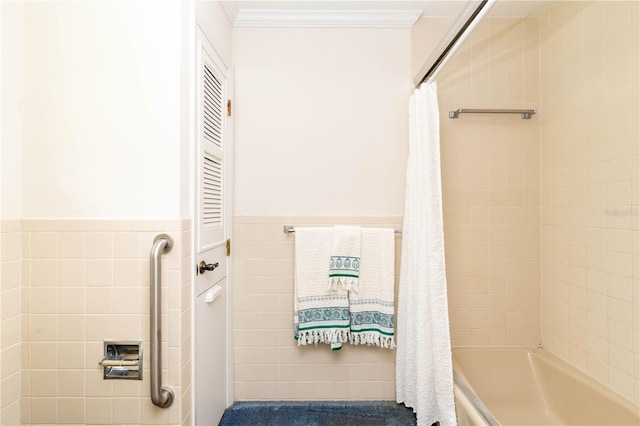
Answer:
xmin=233 ymin=27 xmax=411 ymax=217
xmin=21 ymin=1 xmax=182 ymax=219
xmin=196 ymin=1 xmax=233 ymax=68
xmin=180 ymin=1 xmax=234 ymax=217
xmin=1 ymin=2 xmax=24 ymax=220
xmin=9 ymin=0 xmax=406 ymax=219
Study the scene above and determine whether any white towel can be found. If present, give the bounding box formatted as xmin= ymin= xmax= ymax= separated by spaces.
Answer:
xmin=329 ymin=225 xmax=362 ymax=292
xmin=294 ymin=227 xmax=350 ymax=350
xmin=348 ymin=227 xmax=395 ymax=348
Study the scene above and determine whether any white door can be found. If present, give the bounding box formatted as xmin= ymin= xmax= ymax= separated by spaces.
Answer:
xmin=194 ymin=28 xmax=233 ymax=426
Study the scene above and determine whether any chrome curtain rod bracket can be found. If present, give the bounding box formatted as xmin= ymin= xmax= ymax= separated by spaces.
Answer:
xmin=449 ymin=108 xmax=537 ymax=120
xmin=414 ymin=0 xmax=496 ymax=87
xmin=284 ymin=225 xmax=402 ymax=235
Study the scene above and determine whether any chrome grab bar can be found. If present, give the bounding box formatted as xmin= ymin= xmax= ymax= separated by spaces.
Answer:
xmin=150 ymin=234 xmax=174 ymax=408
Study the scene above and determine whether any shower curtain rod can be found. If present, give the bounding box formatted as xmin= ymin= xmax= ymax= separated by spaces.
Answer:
xmin=414 ymin=0 xmax=496 ymax=87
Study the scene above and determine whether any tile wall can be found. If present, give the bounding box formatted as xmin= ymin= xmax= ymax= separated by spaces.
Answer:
xmin=539 ymin=1 xmax=640 ymax=405
xmin=1 ymin=220 xmax=22 ymax=425
xmin=19 ymin=219 xmax=192 ymax=425
xmin=232 ymin=216 xmax=402 ymax=400
xmin=412 ymin=17 xmax=542 ymax=347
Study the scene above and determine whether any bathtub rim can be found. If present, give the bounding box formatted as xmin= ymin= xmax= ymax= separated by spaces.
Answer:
xmin=452 ymin=346 xmax=640 ymax=425
xmin=453 ymin=369 xmax=499 ymax=426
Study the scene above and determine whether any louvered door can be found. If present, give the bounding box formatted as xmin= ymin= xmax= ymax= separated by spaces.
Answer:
xmin=199 ymin=61 xmax=225 ymax=249
xmin=194 ymin=28 xmax=233 ymax=426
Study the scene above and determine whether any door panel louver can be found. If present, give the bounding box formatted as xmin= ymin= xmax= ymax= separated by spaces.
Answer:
xmin=203 ymin=64 xmax=223 ymax=149
xmin=202 ymin=155 xmax=222 ymax=228
xmin=197 ymin=33 xmax=227 ymax=252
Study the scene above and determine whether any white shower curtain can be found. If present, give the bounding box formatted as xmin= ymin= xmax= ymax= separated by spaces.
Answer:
xmin=396 ymin=81 xmax=456 ymax=426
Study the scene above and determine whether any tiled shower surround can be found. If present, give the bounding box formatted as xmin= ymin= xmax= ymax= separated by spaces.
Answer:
xmin=410 ymin=3 xmax=640 ymax=406
xmin=538 ymin=1 xmax=639 ymax=405
xmin=15 ymin=219 xmax=192 ymax=425
xmin=414 ymin=16 xmax=542 ymax=348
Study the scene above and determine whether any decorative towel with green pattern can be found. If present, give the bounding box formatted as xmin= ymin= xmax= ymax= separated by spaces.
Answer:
xmin=329 ymin=225 xmax=362 ymax=292
xmin=349 ymin=228 xmax=396 ymax=348
xmin=295 ymin=294 xmax=350 ymax=351
xmin=295 ymin=227 xmax=349 ymax=350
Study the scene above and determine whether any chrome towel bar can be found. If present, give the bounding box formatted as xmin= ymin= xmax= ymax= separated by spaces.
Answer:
xmin=449 ymin=108 xmax=536 ymax=119
xmin=283 ymin=225 xmax=402 ymax=234
xmin=150 ymin=234 xmax=174 ymax=408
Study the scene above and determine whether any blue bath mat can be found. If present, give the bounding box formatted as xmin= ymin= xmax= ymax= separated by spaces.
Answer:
xmin=219 ymin=401 xmax=417 ymax=425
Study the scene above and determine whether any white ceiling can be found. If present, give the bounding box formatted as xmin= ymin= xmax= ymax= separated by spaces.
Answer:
xmin=221 ymin=1 xmax=556 ymax=25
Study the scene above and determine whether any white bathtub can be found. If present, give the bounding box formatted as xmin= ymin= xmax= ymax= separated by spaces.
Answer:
xmin=452 ymin=347 xmax=640 ymax=426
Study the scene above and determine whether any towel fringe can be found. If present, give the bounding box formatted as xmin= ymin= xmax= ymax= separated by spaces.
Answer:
xmin=349 ymin=332 xmax=395 ymax=349
xmin=297 ymin=329 xmax=350 ymax=346
xmin=328 ymin=277 xmax=359 ymax=292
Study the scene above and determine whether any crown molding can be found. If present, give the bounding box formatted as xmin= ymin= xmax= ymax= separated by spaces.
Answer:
xmin=233 ymin=9 xmax=422 ymax=28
